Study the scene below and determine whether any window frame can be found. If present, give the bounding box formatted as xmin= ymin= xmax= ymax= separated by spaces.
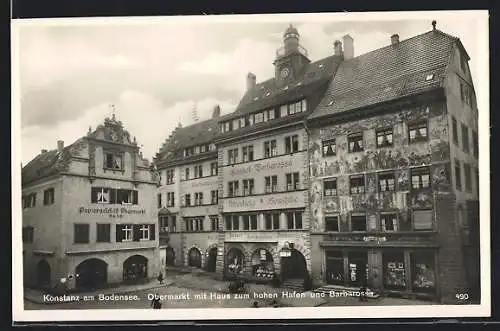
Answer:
xmin=322 ymin=138 xmax=336 ymax=157
xmin=74 ymin=223 xmax=90 ymax=244
xmin=324 ymin=178 xmax=337 ymax=196
xmin=350 ymin=214 xmax=367 ymax=232
xmin=43 ymin=188 xmax=55 ymax=205
xmin=380 ymin=213 xmax=398 ymax=232
xmin=378 ymin=172 xmax=396 ymax=192
xmin=325 ymin=215 xmax=340 ymax=232
xmin=376 ymin=127 xmax=394 ymax=148
xmin=408 ymin=120 xmax=429 ymax=143
xmin=349 ymin=175 xmax=365 ymax=195
xmin=104 ymin=151 xmax=124 ymax=170
xmin=348 ymin=132 xmax=364 ymax=153
xmin=411 ymin=167 xmax=431 ymax=190
xmin=96 ymin=223 xmax=111 ymax=243
xmin=412 ymin=209 xmax=434 ymax=231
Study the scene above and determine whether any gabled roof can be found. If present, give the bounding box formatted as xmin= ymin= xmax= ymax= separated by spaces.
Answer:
xmin=227 ymin=55 xmax=342 ymax=120
xmin=309 ymin=29 xmax=460 ymax=120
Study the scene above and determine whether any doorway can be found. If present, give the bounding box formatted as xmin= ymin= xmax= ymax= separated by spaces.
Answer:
xmin=123 ymin=255 xmax=148 ymax=283
xmin=36 ymin=259 xmax=51 ymax=288
xmin=347 ymin=251 xmax=368 ymax=287
xmin=281 ymin=249 xmax=308 ymax=281
xmin=326 ymin=250 xmax=344 ymax=285
xmin=206 ymin=247 xmax=218 ymax=272
xmin=75 ymin=258 xmax=108 ymax=290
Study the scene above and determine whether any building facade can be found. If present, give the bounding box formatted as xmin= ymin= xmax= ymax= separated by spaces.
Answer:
xmin=22 ymin=115 xmax=160 ymax=291
xmin=307 ymin=29 xmax=479 ymax=303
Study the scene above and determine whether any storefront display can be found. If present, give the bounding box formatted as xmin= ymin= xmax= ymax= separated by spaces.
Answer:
xmin=326 ymin=250 xmax=344 ymax=285
xmin=411 ymin=252 xmax=436 ymax=293
xmin=252 ymin=249 xmax=274 ymax=279
xmin=227 ymin=248 xmax=245 ymax=275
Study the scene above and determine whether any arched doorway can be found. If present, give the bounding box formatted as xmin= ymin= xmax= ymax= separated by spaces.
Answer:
xmin=251 ymin=249 xmax=275 ymax=280
xmin=36 ymin=259 xmax=51 ymax=288
xmin=206 ymin=247 xmax=218 ymax=272
xmin=281 ymin=249 xmax=308 ymax=281
xmin=226 ymin=248 xmax=245 ymax=276
xmin=188 ymin=247 xmax=202 ymax=268
xmin=75 ymin=258 xmax=108 ymax=290
xmin=123 ymin=255 xmax=148 ymax=283
xmin=166 ymin=247 xmax=176 ymax=266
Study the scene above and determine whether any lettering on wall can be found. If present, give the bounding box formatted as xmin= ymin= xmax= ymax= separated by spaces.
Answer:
xmin=224 ymin=192 xmax=304 ymax=212
xmin=229 ymin=159 xmax=294 ymax=176
xmin=79 ymin=206 xmax=146 ymax=219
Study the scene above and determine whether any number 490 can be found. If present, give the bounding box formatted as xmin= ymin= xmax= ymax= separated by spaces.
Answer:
xmin=456 ymin=293 xmax=469 ymax=300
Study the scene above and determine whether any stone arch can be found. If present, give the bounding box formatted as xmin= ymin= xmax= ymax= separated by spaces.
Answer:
xmin=123 ymin=254 xmax=148 ymax=283
xmin=75 ymin=258 xmax=108 ymax=289
xmin=166 ymin=246 xmax=176 ymax=266
xmin=225 ymin=244 xmax=248 ymax=276
xmin=185 ymin=245 xmax=203 ymax=268
xmin=279 ymin=242 xmax=310 ymax=280
xmin=249 ymin=247 xmax=277 ymax=279
xmin=36 ymin=259 xmax=52 ymax=288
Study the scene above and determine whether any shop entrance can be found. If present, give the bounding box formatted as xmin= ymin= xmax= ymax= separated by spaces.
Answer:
xmin=36 ymin=259 xmax=51 ymax=288
xmin=281 ymin=249 xmax=308 ymax=281
xmin=123 ymin=255 xmax=148 ymax=283
xmin=347 ymin=251 xmax=368 ymax=287
xmin=188 ymin=248 xmax=202 ymax=268
xmin=325 ymin=250 xmax=344 ymax=285
xmin=206 ymin=247 xmax=218 ymax=272
xmin=75 ymin=258 xmax=108 ymax=290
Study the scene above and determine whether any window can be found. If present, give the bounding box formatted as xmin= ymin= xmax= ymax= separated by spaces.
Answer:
xmin=185 ymin=167 xmax=190 ymax=180
xmin=104 ymin=152 xmax=123 ymax=170
xmin=425 ymin=74 xmax=434 ymax=81
xmin=455 ymin=160 xmax=462 ymax=190
xmin=43 ymin=188 xmax=55 ymax=205
xmin=171 ymin=216 xmax=177 ymax=232
xmin=286 ymin=211 xmax=303 ymax=229
xmin=242 ymin=145 xmax=254 ymax=162
xmin=211 ymin=190 xmax=218 ymax=204
xmin=185 ymin=218 xmax=204 ymax=232
xmin=472 ymin=130 xmax=478 ymax=158
xmin=239 ymin=117 xmax=246 ymax=128
xmin=117 ymin=224 xmax=131 ymax=242
xmin=118 ymin=189 xmax=137 ymax=205
xmin=411 ymin=167 xmax=431 ymax=189
xmin=225 ymin=215 xmax=239 ymax=231
xmin=325 ymin=215 xmax=339 ymax=232
xmin=408 ymin=120 xmax=428 ymax=143
xmin=411 ymin=251 xmax=436 ymax=293
xmin=233 ymin=119 xmax=240 ymax=130
xmin=351 ymin=214 xmax=366 ymax=232
xmin=348 ymin=133 xmax=364 ymax=152
xmin=464 ymin=163 xmax=472 ymax=192
xmin=350 ymin=175 xmax=365 ymax=194
xmin=157 ymin=193 xmax=162 ymax=208
xmin=184 ymin=194 xmax=191 ymax=207
xmin=265 ymin=213 xmax=280 ymax=230
xmin=242 ymin=214 xmax=258 ymax=230
xmin=194 ymin=165 xmax=203 ymax=178
xmin=413 ymin=209 xmax=433 ymax=231
xmin=92 ymin=187 xmax=109 ymax=204
xmin=167 ymin=192 xmax=175 ymax=207
xmin=74 ymin=224 xmax=89 ymax=244
xmin=228 ymin=148 xmax=239 ymax=164
xmin=242 ymin=179 xmax=254 ymax=196
xmin=248 ymin=114 xmax=254 ymax=126
xmin=200 ymin=145 xmax=206 ymax=153
xmin=324 ymin=179 xmax=337 ymax=196
xmin=23 ymin=193 xmax=36 ymax=208
xmin=286 ymin=172 xmax=300 ymax=191
xmin=322 ymin=139 xmax=336 ymax=156
xmin=285 ymin=135 xmax=299 ymax=153
xmin=139 ymin=224 xmax=150 ymax=240
xmin=210 ymin=162 xmax=218 ymax=176
xmin=280 ymin=105 xmax=288 ymax=117
xmin=379 ymin=172 xmax=395 ymax=192
xmin=22 ymin=226 xmax=34 ymax=243
xmin=266 ymin=109 xmax=276 ymax=121
xmin=228 ymin=181 xmax=239 ymax=197
xmin=475 ymin=167 xmax=480 ymax=195
xmin=264 ymin=140 xmax=277 ymax=158
xmin=194 ymin=192 xmax=203 ymax=206
xmin=96 ymin=223 xmax=111 ymax=242
xmin=376 ymin=128 xmax=393 ymax=148
xmin=462 ymin=123 xmax=469 ymax=153
xmin=254 ymin=112 xmax=264 ymax=124
xmin=210 ymin=216 xmax=219 ymax=231
xmin=383 ymin=251 xmax=406 ymax=290
xmin=452 ymin=117 xmax=458 ymax=145
xmin=381 ymin=213 xmax=398 ymax=232
xmin=166 ymin=169 xmax=175 ymax=184
xmin=460 ymin=81 xmax=474 ymax=107
xmin=265 ymin=176 xmax=278 ymax=193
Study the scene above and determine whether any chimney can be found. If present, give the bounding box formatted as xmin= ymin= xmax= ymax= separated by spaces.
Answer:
xmin=333 ymin=40 xmax=343 ymax=57
xmin=57 ymin=140 xmax=64 ymax=153
xmin=391 ymin=34 xmax=399 ymax=46
xmin=246 ymin=72 xmax=256 ymax=91
xmin=41 ymin=149 xmax=47 ymax=154
xmin=342 ymin=35 xmax=354 ymax=60
xmin=212 ymin=105 xmax=221 ymax=119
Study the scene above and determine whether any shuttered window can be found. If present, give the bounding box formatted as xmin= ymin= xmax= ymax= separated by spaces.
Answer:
xmin=413 ymin=210 xmax=433 ymax=230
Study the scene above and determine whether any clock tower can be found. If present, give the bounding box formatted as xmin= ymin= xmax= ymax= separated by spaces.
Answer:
xmin=273 ymin=24 xmax=311 ymax=84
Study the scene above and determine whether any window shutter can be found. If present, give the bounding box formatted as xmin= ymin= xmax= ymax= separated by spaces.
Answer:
xmin=133 ymin=225 xmax=141 ymax=241
xmin=150 ymin=224 xmax=156 ymax=240
xmin=91 ymin=188 xmax=98 ymax=203
xmin=116 ymin=225 xmax=124 ymax=242
xmin=109 ymin=188 xmax=116 ymax=204
xmin=133 ymin=190 xmax=139 ymax=204
xmin=413 ymin=210 xmax=433 ymax=230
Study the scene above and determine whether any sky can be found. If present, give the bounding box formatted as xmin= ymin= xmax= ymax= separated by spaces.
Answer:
xmin=14 ymin=12 xmax=488 ymax=165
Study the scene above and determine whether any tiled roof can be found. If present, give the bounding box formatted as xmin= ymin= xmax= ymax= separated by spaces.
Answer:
xmin=227 ymin=55 xmax=342 ymax=120
xmin=155 ymin=117 xmax=220 ymax=163
xmin=309 ymin=30 xmax=459 ymax=120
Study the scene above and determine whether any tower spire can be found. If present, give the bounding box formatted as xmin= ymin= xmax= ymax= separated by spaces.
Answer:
xmin=110 ymin=104 xmax=116 ymax=121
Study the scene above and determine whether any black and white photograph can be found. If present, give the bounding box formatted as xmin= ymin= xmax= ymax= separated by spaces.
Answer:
xmin=12 ymin=10 xmax=490 ymax=322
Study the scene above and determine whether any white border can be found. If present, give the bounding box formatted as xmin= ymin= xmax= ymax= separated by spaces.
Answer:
xmin=12 ymin=10 xmax=490 ymax=322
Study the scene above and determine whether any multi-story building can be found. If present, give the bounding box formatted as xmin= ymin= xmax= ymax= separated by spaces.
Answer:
xmin=307 ymin=25 xmax=480 ymax=303
xmin=22 ymin=115 xmax=160 ymax=291
xmin=154 ymin=106 xmax=221 ymax=272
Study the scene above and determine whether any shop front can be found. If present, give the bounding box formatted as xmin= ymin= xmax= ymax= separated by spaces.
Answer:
xmin=225 ymin=247 xmax=245 ymax=278
xmin=250 ymin=248 xmax=275 ymax=281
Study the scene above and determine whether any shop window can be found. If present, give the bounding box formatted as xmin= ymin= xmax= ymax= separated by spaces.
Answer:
xmin=74 ymin=223 xmax=89 ymax=244
xmin=285 ymin=135 xmax=299 ymax=153
xmin=265 ymin=176 xmax=278 ymax=193
xmin=408 ymin=120 xmax=428 ymax=143
xmin=348 ymin=133 xmax=364 ymax=152
xmin=286 ymin=172 xmax=300 ymax=191
xmin=411 ymin=251 xmax=436 ymax=293
xmin=350 ymin=175 xmax=365 ymax=194
xmin=324 ymin=178 xmax=337 ymax=196
xmin=264 ymin=140 xmax=277 ymax=158
xmin=411 ymin=167 xmax=430 ymax=190
xmin=265 ymin=213 xmax=280 ymax=230
xmin=252 ymin=250 xmax=275 ymax=279
xmin=351 ymin=214 xmax=366 ymax=232
xmin=325 ymin=215 xmax=339 ymax=232
xmin=43 ymin=188 xmax=55 ymax=205
xmin=381 ymin=213 xmax=398 ymax=232
xmin=242 ymin=145 xmax=254 ymax=162
xmin=412 ymin=209 xmax=433 ymax=231
xmin=383 ymin=251 xmax=406 ymax=290
xmin=242 ymin=179 xmax=255 ymax=196
xmin=322 ymin=138 xmax=336 ymax=156
xmin=379 ymin=172 xmax=395 ymax=192
xmin=376 ymin=128 xmax=393 ymax=148
xmin=286 ymin=211 xmax=303 ymax=229
xmin=326 ymin=250 xmax=344 ymax=285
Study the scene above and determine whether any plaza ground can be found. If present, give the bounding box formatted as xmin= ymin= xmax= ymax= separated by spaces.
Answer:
xmin=24 ymin=270 xmax=432 ymax=310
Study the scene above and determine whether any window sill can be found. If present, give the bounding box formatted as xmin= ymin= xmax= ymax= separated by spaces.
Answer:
xmin=408 ymin=138 xmax=429 ymax=144
xmin=103 ymin=168 xmax=125 ymax=173
xmin=140 ymin=238 xmax=150 ymax=241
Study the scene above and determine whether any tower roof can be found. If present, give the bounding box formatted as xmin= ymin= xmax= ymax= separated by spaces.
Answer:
xmin=284 ymin=24 xmax=299 ymax=37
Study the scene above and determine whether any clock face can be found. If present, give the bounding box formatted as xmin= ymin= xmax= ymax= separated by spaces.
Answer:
xmin=280 ymin=68 xmax=290 ymax=78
